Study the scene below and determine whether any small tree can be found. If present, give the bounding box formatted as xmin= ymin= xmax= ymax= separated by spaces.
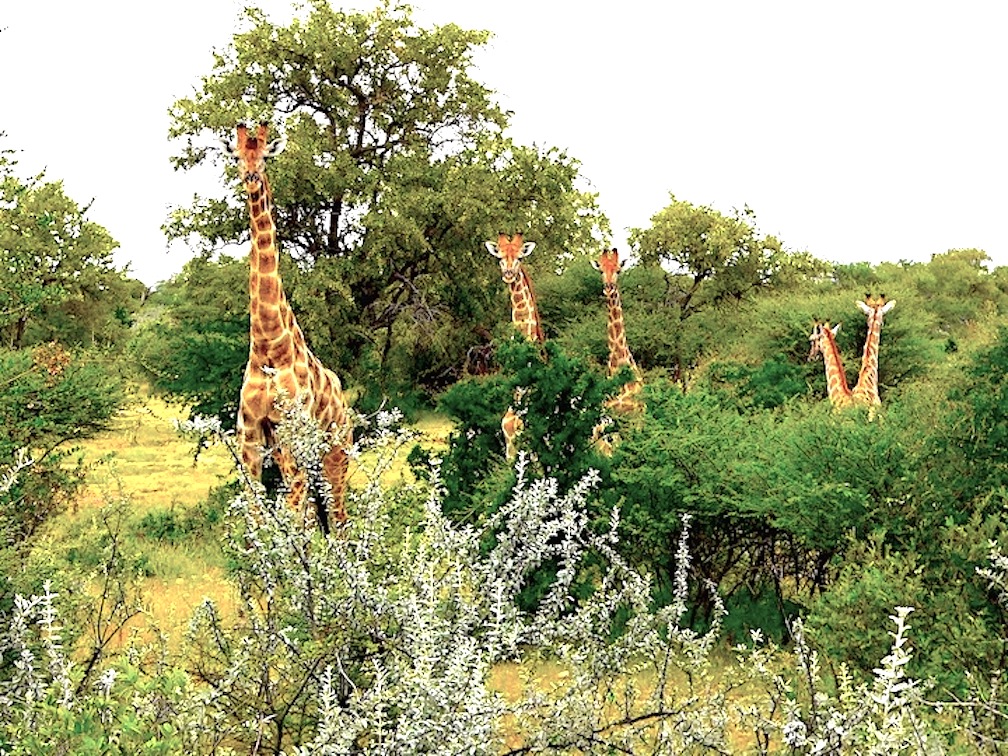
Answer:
xmin=0 ymin=154 xmax=123 ymax=350
xmin=128 ymin=255 xmax=249 ymax=426
xmin=629 ymin=195 xmax=809 ymax=382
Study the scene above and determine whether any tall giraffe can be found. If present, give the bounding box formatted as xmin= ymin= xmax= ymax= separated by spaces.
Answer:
xmin=486 ymin=232 xmax=544 ymax=459
xmin=592 ymin=248 xmax=644 ymax=414
xmin=808 ymin=320 xmax=853 ymax=409
xmin=851 ymin=294 xmax=896 ymax=408
xmin=228 ymin=123 xmax=352 ymax=530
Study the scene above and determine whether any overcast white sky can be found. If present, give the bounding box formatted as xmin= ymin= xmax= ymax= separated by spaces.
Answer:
xmin=2 ymin=1 xmax=1005 ymax=286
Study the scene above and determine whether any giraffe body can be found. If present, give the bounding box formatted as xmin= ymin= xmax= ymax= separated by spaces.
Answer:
xmin=486 ymin=233 xmax=543 ymax=459
xmin=229 ymin=123 xmax=351 ymax=530
xmin=808 ymin=321 xmax=853 ymax=409
xmin=851 ymin=296 xmax=895 ymax=408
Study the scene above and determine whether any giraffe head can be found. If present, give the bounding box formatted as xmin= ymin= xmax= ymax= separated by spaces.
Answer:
xmin=808 ymin=321 xmax=842 ymax=362
xmin=485 ymin=232 xmax=535 ymax=284
xmin=855 ymin=293 xmax=896 ymax=321
xmin=591 ymin=248 xmax=623 ymax=295
xmin=225 ymin=122 xmax=286 ymax=191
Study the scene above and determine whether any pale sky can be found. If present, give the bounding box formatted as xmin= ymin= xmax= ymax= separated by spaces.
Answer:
xmin=2 ymin=1 xmax=1005 ymax=286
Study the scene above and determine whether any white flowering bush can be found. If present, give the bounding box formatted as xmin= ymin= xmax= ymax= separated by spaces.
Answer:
xmin=738 ymin=608 xmax=940 ymax=754
xmin=2 ymin=404 xmax=1007 ymax=753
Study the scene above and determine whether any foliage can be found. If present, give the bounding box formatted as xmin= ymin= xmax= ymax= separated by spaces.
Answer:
xmin=0 ymin=512 xmax=200 ymax=756
xmin=0 ymin=150 xmax=138 ymax=350
xmin=740 ymin=609 xmax=941 ymax=754
xmin=4 ymin=402 xmax=1007 ymax=752
xmin=128 ymin=255 xmax=249 ymax=426
xmin=165 ymin=0 xmax=607 ymax=400
xmin=628 ymin=195 xmax=811 ymax=318
xmin=432 ymin=338 xmax=615 ymax=522
xmin=0 ymin=345 xmax=126 ymax=549
xmin=951 ymin=325 xmax=1008 ymax=495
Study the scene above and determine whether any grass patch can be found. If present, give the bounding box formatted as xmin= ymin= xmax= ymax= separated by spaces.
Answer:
xmin=55 ymin=393 xmax=454 ymax=644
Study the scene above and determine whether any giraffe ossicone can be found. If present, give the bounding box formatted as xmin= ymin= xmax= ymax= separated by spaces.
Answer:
xmin=229 ymin=122 xmax=352 ymax=532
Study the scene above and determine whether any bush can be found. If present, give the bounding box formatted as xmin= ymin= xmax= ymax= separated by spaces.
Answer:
xmin=5 ymin=395 xmax=1008 ymax=752
xmin=0 ymin=345 xmax=126 ymax=545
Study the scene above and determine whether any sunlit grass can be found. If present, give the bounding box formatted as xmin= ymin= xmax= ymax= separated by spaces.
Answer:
xmin=70 ymin=396 xmax=234 ymax=517
xmin=60 ymin=393 xmax=454 ymax=644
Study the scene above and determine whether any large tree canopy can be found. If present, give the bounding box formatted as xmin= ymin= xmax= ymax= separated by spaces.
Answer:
xmin=165 ymin=0 xmax=606 ymax=398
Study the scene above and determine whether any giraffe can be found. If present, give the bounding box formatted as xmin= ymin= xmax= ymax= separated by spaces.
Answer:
xmin=227 ymin=122 xmax=352 ymax=531
xmin=592 ymin=248 xmax=644 ymax=414
xmin=808 ymin=320 xmax=854 ymax=409
xmin=851 ymin=294 xmax=896 ymax=409
xmin=485 ymin=232 xmax=544 ymax=459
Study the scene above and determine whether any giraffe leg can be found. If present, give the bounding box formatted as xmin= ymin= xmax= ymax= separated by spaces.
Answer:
xmin=235 ymin=410 xmax=274 ymax=526
xmin=321 ymin=444 xmax=349 ymax=529
xmin=237 ymin=408 xmax=266 ymax=480
xmin=591 ymin=415 xmax=615 ymax=457
xmin=273 ymin=447 xmax=312 ymax=530
xmin=502 ymin=407 xmax=523 ymax=461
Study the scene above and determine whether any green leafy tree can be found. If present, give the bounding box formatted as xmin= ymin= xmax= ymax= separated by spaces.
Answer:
xmin=630 ymin=195 xmax=789 ymax=319
xmin=947 ymin=325 xmax=1008 ymax=497
xmin=628 ymin=195 xmax=817 ymax=381
xmin=0 ymin=153 xmax=123 ymax=349
xmin=0 ymin=344 xmax=127 ymax=615
xmin=165 ymin=1 xmax=606 ymax=403
xmin=128 ymin=255 xmax=249 ymax=425
xmin=432 ymin=339 xmax=615 ymax=519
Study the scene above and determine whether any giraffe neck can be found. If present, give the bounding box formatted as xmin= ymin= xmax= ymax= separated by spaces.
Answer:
xmin=852 ymin=310 xmax=884 ymax=405
xmin=246 ymin=175 xmax=299 ymax=354
xmin=602 ymin=286 xmax=643 ymax=415
xmin=819 ymin=329 xmax=852 ymax=407
xmin=604 ymin=287 xmax=638 ymax=377
xmin=509 ymin=268 xmax=544 ymax=343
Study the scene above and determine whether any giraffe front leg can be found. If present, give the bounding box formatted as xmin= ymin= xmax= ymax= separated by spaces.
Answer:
xmin=321 ymin=444 xmax=349 ymax=530
xmin=502 ymin=407 xmax=523 ymax=461
xmin=236 ymin=412 xmax=272 ymax=527
xmin=237 ymin=411 xmax=266 ymax=481
xmin=273 ymin=447 xmax=312 ymax=530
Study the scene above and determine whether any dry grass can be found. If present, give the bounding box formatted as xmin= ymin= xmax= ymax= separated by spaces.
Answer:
xmin=59 ymin=395 xmax=453 ymax=643
xmin=70 ymin=396 xmax=234 ymax=518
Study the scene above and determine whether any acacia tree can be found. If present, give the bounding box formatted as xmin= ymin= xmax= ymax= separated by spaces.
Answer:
xmin=630 ymin=195 xmax=791 ymax=317
xmin=166 ymin=0 xmax=605 ymax=400
xmin=628 ymin=195 xmax=815 ymax=380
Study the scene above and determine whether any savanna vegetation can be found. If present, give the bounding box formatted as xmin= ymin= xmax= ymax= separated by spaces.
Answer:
xmin=3 ymin=2 xmax=1008 ymax=753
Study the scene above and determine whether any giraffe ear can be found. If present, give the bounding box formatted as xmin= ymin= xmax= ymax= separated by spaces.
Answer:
xmin=831 ymin=323 xmax=842 ymax=335
xmin=590 ymin=259 xmax=601 ymax=271
xmin=520 ymin=242 xmax=536 ymax=257
xmin=881 ymin=300 xmax=895 ymax=314
xmin=265 ymin=136 xmax=287 ymax=157
xmin=856 ymin=300 xmax=872 ymax=315
xmin=485 ymin=241 xmax=502 ymax=258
